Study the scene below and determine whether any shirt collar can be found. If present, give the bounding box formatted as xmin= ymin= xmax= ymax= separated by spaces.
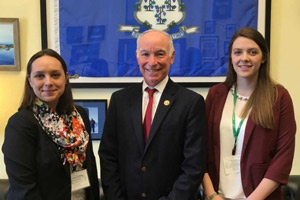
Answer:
xmin=142 ymin=76 xmax=169 ymax=94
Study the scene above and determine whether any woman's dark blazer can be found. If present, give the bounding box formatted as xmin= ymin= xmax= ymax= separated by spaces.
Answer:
xmin=2 ymin=106 xmax=100 ymax=200
xmin=206 ymin=83 xmax=296 ymax=199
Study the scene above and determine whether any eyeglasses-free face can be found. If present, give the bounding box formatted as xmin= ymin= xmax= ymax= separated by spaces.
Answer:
xmin=28 ymin=55 xmax=68 ymax=110
xmin=137 ymin=31 xmax=175 ymax=87
xmin=231 ymin=36 xmax=265 ymax=82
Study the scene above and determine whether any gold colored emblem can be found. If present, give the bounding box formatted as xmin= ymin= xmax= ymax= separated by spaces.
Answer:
xmin=164 ymin=100 xmax=170 ymax=106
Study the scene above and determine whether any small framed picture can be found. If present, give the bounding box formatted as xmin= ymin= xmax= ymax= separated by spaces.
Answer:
xmin=74 ymin=99 xmax=107 ymax=140
xmin=0 ymin=18 xmax=20 ymax=71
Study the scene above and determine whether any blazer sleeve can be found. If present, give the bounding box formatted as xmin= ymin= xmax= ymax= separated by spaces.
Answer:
xmin=160 ymin=94 xmax=207 ymax=200
xmin=76 ymin=106 xmax=100 ymax=200
xmin=2 ymin=110 xmax=42 ymax=200
xmin=264 ymin=88 xmax=296 ymax=184
xmin=98 ymin=93 xmax=126 ymax=200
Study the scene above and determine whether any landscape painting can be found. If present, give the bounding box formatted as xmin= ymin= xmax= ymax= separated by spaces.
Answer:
xmin=0 ymin=18 xmax=20 ymax=71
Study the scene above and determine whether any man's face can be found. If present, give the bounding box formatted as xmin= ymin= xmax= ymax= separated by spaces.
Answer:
xmin=136 ymin=31 xmax=175 ymax=87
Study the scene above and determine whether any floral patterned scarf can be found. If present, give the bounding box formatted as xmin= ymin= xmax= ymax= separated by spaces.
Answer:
xmin=33 ymin=99 xmax=89 ymax=169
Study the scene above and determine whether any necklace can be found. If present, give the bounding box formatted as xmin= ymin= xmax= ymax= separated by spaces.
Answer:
xmin=230 ymin=87 xmax=249 ymax=101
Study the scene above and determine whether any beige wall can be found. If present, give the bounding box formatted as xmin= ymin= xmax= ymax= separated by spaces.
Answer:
xmin=0 ymin=1 xmax=299 ymax=179
xmin=0 ymin=0 xmax=42 ymax=178
xmin=270 ymin=1 xmax=300 ymax=174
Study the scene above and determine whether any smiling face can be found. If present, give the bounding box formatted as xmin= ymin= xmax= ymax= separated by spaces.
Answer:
xmin=28 ymin=55 xmax=68 ymax=110
xmin=136 ymin=31 xmax=175 ymax=87
xmin=231 ymin=36 xmax=265 ymax=82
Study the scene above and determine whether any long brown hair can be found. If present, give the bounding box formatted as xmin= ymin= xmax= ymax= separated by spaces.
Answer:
xmin=19 ymin=49 xmax=74 ymax=115
xmin=224 ymin=27 xmax=277 ymax=129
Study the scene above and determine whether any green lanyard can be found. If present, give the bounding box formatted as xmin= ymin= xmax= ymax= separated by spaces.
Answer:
xmin=232 ymin=86 xmax=245 ymax=155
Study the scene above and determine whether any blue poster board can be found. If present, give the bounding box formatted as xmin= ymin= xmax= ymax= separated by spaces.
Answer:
xmin=42 ymin=0 xmax=269 ymax=86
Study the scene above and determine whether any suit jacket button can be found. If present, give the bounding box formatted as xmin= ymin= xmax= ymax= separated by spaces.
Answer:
xmin=141 ymin=192 xmax=147 ymax=198
xmin=141 ymin=167 xmax=147 ymax=172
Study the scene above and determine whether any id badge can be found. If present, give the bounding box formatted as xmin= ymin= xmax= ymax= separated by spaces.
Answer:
xmin=71 ymin=169 xmax=90 ymax=191
xmin=223 ymin=155 xmax=241 ymax=175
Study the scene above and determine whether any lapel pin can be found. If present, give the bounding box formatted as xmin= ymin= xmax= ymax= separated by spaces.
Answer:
xmin=164 ymin=100 xmax=170 ymax=106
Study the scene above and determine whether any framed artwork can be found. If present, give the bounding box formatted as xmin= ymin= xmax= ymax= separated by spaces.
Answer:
xmin=0 ymin=18 xmax=20 ymax=71
xmin=40 ymin=0 xmax=271 ymax=88
xmin=74 ymin=99 xmax=107 ymax=140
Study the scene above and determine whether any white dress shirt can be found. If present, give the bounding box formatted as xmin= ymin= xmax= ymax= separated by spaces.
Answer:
xmin=218 ymin=88 xmax=250 ymax=200
xmin=142 ymin=76 xmax=168 ymax=123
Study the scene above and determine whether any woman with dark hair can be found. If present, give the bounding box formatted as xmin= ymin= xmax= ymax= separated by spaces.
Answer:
xmin=2 ymin=49 xmax=100 ymax=200
xmin=202 ymin=27 xmax=296 ymax=200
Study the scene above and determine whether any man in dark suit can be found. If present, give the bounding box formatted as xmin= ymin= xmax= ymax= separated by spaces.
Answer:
xmin=99 ymin=29 xmax=207 ymax=200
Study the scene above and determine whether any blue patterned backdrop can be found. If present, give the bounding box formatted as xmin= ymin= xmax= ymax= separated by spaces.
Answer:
xmin=55 ymin=0 xmax=259 ymax=79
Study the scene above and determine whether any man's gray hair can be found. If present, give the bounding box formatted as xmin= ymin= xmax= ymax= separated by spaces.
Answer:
xmin=136 ymin=29 xmax=175 ymax=57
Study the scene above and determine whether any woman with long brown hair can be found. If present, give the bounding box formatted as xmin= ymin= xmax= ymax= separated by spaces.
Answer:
xmin=202 ymin=27 xmax=296 ymax=200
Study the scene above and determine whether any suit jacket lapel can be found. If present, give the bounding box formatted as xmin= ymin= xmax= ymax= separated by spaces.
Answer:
xmin=144 ymin=79 xmax=176 ymax=152
xmin=212 ymin=85 xmax=229 ymax=174
xmin=130 ymin=83 xmax=145 ymax=154
xmin=44 ymin=134 xmax=71 ymax=175
xmin=241 ymin=116 xmax=255 ymax=158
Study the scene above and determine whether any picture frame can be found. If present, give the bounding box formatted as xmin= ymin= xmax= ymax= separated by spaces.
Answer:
xmin=0 ymin=18 xmax=20 ymax=71
xmin=40 ymin=0 xmax=271 ymax=88
xmin=74 ymin=99 xmax=107 ymax=140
